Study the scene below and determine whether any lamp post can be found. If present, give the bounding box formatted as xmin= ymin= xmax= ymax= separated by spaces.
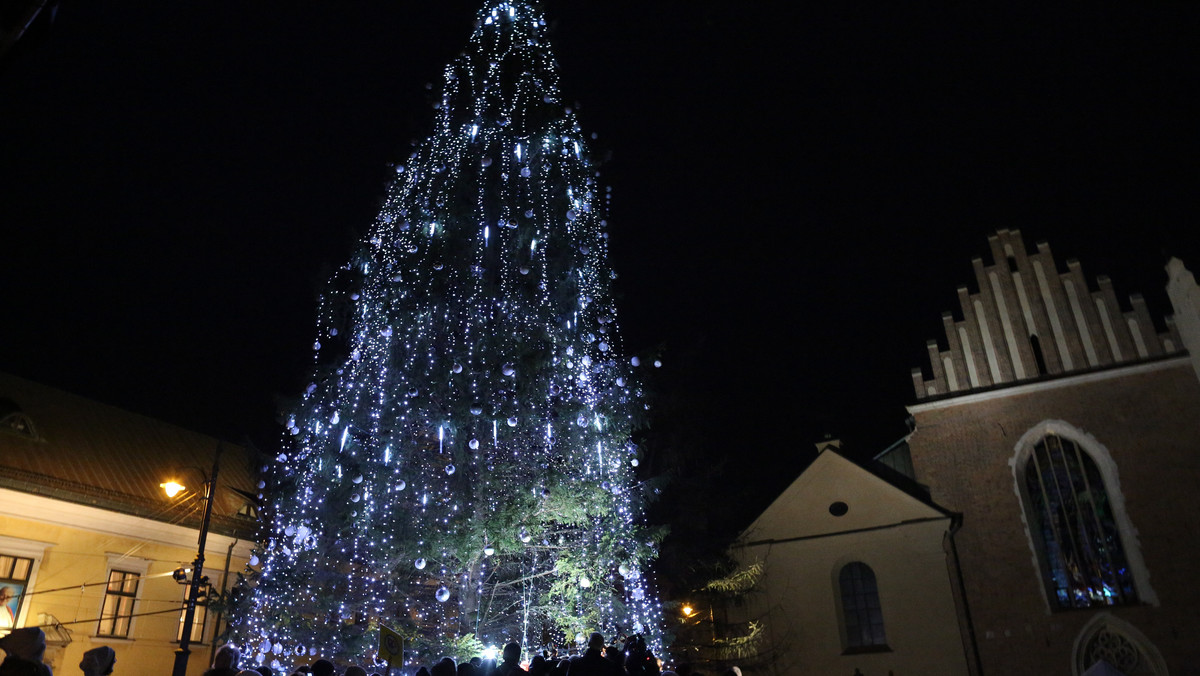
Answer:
xmin=166 ymin=444 xmax=222 ymax=676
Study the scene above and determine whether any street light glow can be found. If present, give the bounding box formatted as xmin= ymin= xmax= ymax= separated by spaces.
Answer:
xmin=682 ymin=605 xmax=694 ymax=617
xmin=161 ymin=481 xmax=186 ymax=498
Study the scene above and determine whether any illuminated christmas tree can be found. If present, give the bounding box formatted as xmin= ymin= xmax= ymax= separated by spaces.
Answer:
xmin=233 ymin=1 xmax=662 ymax=668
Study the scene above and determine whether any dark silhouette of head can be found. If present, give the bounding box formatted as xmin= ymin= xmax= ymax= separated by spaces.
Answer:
xmin=503 ymin=642 xmax=521 ymax=664
xmin=80 ymin=645 xmax=117 ymax=676
xmin=214 ymin=645 xmax=241 ymax=670
xmin=605 ymin=645 xmax=622 ymax=666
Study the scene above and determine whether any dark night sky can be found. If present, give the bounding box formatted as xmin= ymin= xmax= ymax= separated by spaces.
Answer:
xmin=2 ymin=2 xmax=1198 ymax=531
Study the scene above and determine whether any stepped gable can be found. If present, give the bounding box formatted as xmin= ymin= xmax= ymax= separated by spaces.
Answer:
xmin=911 ymin=229 xmax=1184 ymax=400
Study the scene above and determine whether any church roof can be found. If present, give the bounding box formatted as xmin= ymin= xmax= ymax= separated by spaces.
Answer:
xmin=738 ymin=443 xmax=956 ymax=546
xmin=0 ymin=372 xmax=259 ymax=538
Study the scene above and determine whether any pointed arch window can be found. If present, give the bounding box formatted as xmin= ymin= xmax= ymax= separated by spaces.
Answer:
xmin=838 ymin=562 xmax=888 ymax=652
xmin=1024 ymin=434 xmax=1137 ymax=609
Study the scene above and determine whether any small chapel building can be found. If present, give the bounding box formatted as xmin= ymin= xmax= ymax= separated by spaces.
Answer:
xmin=732 ymin=438 xmax=971 ymax=676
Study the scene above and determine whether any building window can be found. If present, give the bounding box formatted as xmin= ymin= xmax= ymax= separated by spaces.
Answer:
xmin=1024 ymin=433 xmax=1137 ymax=609
xmin=0 ymin=398 xmax=39 ymax=441
xmin=839 ymin=562 xmax=888 ymax=652
xmin=1073 ymin=613 xmax=1167 ymax=676
xmin=0 ymin=555 xmax=34 ymax=631
xmin=98 ymin=570 xmax=140 ymax=637
xmin=176 ymin=584 xmax=208 ymax=643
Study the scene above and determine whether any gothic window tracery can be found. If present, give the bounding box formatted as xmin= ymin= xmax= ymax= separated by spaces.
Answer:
xmin=1023 ymin=433 xmax=1137 ymax=609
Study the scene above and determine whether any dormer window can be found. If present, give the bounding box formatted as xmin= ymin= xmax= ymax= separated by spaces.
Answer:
xmin=0 ymin=398 xmax=39 ymax=441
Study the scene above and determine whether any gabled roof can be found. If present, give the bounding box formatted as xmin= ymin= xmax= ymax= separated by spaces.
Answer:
xmin=738 ymin=446 xmax=956 ymax=546
xmin=0 ymin=372 xmax=259 ymax=538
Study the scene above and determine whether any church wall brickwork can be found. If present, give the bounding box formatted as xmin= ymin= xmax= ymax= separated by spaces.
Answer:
xmin=908 ymin=361 xmax=1200 ymax=675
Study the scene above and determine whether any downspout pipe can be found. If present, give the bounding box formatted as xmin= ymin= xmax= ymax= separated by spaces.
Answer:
xmin=210 ymin=537 xmax=238 ymax=668
xmin=947 ymin=513 xmax=984 ymax=676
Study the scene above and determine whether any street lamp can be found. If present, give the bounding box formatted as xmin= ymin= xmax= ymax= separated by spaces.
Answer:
xmin=163 ymin=444 xmax=222 ymax=676
xmin=160 ymin=481 xmax=186 ymax=498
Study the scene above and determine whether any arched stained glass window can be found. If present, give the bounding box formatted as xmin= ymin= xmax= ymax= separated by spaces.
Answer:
xmin=1024 ymin=433 xmax=1137 ymax=609
xmin=839 ymin=562 xmax=887 ymax=651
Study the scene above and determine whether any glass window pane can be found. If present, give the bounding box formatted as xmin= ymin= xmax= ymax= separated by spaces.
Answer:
xmin=98 ymin=570 xmax=139 ymax=637
xmin=840 ymin=562 xmax=887 ymax=648
xmin=1025 ymin=435 xmax=1137 ymax=610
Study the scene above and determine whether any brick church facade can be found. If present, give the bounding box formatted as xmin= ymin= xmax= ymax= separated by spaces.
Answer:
xmin=905 ymin=229 xmax=1200 ymax=675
